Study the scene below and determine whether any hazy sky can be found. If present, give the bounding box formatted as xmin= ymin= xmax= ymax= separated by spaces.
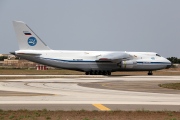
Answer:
xmin=0 ymin=0 xmax=180 ymax=57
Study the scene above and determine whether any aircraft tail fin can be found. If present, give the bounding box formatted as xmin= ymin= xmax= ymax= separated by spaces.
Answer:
xmin=13 ymin=21 xmax=51 ymax=50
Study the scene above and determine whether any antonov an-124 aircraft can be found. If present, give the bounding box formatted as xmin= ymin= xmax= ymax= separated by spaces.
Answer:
xmin=11 ymin=21 xmax=171 ymax=75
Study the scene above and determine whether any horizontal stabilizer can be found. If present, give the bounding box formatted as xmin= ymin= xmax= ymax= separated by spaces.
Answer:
xmin=16 ymin=53 xmax=41 ymax=56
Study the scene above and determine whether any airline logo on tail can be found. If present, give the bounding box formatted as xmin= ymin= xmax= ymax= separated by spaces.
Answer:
xmin=28 ymin=37 xmax=37 ymax=46
xmin=23 ymin=31 xmax=37 ymax=46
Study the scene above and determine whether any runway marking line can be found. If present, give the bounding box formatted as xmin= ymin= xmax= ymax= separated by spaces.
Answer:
xmin=92 ymin=104 xmax=111 ymax=111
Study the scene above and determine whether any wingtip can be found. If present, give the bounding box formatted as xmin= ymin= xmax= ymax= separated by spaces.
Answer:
xmin=10 ymin=52 xmax=15 ymax=55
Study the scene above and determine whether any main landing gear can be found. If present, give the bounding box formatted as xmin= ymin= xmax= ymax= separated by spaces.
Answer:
xmin=85 ymin=70 xmax=111 ymax=75
xmin=148 ymin=71 xmax=153 ymax=75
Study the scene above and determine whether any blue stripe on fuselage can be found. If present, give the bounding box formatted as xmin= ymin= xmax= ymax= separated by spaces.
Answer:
xmin=41 ymin=58 xmax=170 ymax=64
xmin=41 ymin=58 xmax=95 ymax=62
xmin=137 ymin=62 xmax=170 ymax=64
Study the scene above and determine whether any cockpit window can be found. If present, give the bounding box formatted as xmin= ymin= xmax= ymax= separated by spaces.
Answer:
xmin=156 ymin=54 xmax=161 ymax=57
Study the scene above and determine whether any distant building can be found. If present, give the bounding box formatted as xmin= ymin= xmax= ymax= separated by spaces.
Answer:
xmin=0 ymin=54 xmax=9 ymax=56
xmin=0 ymin=53 xmax=54 ymax=69
xmin=0 ymin=53 xmax=36 ymax=68
xmin=0 ymin=61 xmax=3 ymax=66
xmin=8 ymin=55 xmax=16 ymax=60
xmin=3 ymin=59 xmax=37 ymax=68
xmin=174 ymin=64 xmax=180 ymax=68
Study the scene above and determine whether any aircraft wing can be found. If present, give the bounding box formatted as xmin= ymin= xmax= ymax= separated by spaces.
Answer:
xmin=96 ymin=52 xmax=131 ymax=63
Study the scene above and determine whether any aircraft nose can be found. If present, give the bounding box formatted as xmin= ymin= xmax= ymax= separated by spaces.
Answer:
xmin=165 ymin=59 xmax=172 ymax=69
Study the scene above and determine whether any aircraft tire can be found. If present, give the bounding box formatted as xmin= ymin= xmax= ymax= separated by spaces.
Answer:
xmin=148 ymin=71 xmax=153 ymax=75
xmin=107 ymin=71 xmax=111 ymax=75
xmin=85 ymin=72 xmax=89 ymax=75
xmin=98 ymin=71 xmax=102 ymax=75
xmin=104 ymin=71 xmax=107 ymax=75
xmin=90 ymin=71 xmax=93 ymax=75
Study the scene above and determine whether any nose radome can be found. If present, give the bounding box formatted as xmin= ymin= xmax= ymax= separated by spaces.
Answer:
xmin=165 ymin=58 xmax=172 ymax=69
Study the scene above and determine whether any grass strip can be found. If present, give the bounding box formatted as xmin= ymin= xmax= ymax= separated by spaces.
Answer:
xmin=0 ymin=110 xmax=180 ymax=120
xmin=159 ymin=83 xmax=180 ymax=90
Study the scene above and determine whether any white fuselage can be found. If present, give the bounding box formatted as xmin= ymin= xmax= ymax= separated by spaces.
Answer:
xmin=15 ymin=50 xmax=171 ymax=72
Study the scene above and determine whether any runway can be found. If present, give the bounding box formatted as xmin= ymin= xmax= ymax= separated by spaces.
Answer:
xmin=0 ymin=75 xmax=179 ymax=111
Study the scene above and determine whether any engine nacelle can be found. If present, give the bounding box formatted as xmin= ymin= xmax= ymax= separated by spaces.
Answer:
xmin=118 ymin=60 xmax=137 ymax=68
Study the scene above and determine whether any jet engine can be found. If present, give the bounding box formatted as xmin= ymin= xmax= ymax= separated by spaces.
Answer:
xmin=118 ymin=60 xmax=137 ymax=68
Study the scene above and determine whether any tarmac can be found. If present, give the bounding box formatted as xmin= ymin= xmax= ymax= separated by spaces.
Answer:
xmin=0 ymin=75 xmax=179 ymax=111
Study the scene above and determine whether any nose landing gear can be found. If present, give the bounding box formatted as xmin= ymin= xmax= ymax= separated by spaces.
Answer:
xmin=148 ymin=71 xmax=153 ymax=75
